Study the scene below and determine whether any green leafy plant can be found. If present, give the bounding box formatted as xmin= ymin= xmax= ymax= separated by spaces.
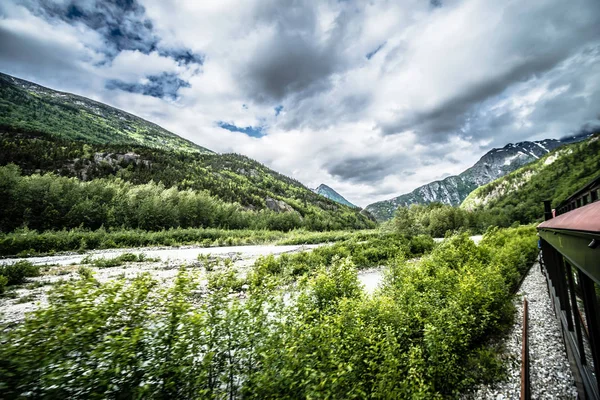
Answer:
xmin=0 ymin=260 xmax=40 ymax=286
xmin=0 ymin=227 xmax=537 ymax=398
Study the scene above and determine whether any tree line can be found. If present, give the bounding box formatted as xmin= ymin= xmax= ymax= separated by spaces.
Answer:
xmin=0 ymin=165 xmax=373 ymax=233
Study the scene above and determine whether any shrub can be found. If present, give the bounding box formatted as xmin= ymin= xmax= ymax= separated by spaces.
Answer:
xmin=0 ymin=275 xmax=7 ymax=294
xmin=80 ymin=253 xmax=157 ymax=268
xmin=0 ymin=260 xmax=40 ymax=286
xmin=0 ymin=227 xmax=538 ymax=398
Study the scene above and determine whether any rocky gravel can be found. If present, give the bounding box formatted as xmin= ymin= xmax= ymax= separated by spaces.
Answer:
xmin=0 ymin=244 xmax=323 ymax=267
xmin=0 ymin=244 xmax=324 ymax=325
xmin=465 ymin=263 xmax=578 ymax=399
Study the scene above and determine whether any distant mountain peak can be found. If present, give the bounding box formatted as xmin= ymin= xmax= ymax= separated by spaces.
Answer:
xmin=313 ymin=184 xmax=357 ymax=208
xmin=365 ymin=135 xmax=591 ymax=221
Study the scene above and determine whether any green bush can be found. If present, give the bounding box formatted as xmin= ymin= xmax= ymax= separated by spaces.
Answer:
xmin=0 ymin=162 xmax=375 ymax=235
xmin=0 ymin=227 xmax=538 ymax=398
xmin=0 ymin=275 xmax=7 ymax=294
xmin=0 ymin=227 xmax=376 ymax=257
xmin=80 ymin=253 xmax=156 ymax=268
xmin=0 ymin=260 xmax=40 ymax=286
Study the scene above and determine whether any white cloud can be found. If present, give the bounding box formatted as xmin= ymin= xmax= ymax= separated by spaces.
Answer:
xmin=101 ymin=50 xmax=181 ymax=82
xmin=1 ymin=0 xmax=599 ymax=207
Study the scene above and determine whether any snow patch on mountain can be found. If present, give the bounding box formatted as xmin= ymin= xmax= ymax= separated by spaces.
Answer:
xmin=365 ymin=134 xmax=591 ymax=221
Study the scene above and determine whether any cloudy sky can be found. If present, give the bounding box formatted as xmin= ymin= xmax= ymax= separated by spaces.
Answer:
xmin=1 ymin=0 xmax=600 ymax=207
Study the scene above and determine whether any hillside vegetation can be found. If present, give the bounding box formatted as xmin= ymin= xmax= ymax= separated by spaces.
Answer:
xmin=0 ymin=73 xmax=211 ymax=153
xmin=0 ymin=73 xmax=374 ymax=237
xmin=462 ymin=134 xmax=600 ymax=224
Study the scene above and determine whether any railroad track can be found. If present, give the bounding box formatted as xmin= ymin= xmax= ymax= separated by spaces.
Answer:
xmin=521 ymin=297 xmax=530 ymax=400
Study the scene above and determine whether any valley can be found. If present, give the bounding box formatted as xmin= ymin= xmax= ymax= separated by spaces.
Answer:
xmin=0 ymin=71 xmax=598 ymax=399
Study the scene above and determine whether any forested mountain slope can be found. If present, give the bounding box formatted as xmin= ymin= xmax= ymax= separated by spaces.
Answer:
xmin=461 ymin=134 xmax=600 ymax=224
xmin=0 ymin=74 xmax=374 ymax=232
xmin=0 ymin=72 xmax=211 ymax=154
xmin=366 ymin=135 xmax=589 ymax=221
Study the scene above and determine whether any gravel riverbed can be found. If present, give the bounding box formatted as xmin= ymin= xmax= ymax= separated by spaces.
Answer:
xmin=465 ymin=263 xmax=578 ymax=399
xmin=0 ymin=244 xmax=324 ymax=325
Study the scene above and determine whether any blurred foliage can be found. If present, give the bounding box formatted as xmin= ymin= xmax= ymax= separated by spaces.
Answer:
xmin=0 ymin=226 xmax=538 ymax=398
xmin=0 ymin=227 xmax=377 ymax=257
xmin=80 ymin=253 xmax=157 ymax=269
xmin=391 ymin=202 xmax=474 ymax=237
xmin=0 ymin=260 xmax=40 ymax=293
xmin=249 ymin=232 xmax=435 ymax=284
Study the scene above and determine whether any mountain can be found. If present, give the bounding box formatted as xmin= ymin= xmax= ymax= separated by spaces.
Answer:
xmin=461 ymin=134 xmax=600 ymax=223
xmin=313 ymin=184 xmax=357 ymax=208
xmin=365 ymin=136 xmax=591 ymax=221
xmin=0 ymin=72 xmax=212 ymax=154
xmin=0 ymin=73 xmax=375 ymax=232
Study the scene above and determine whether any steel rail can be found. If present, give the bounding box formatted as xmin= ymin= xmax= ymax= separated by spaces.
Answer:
xmin=521 ymin=297 xmax=530 ymax=400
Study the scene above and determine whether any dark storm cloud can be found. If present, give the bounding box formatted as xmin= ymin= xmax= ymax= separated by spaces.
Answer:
xmin=16 ymin=0 xmax=203 ymax=64
xmin=106 ymin=72 xmax=190 ymax=100
xmin=0 ymin=23 xmax=94 ymax=91
xmin=280 ymin=91 xmax=372 ymax=131
xmin=380 ymin=50 xmax=577 ymax=140
xmin=325 ymin=143 xmax=474 ymax=185
xmin=465 ymin=45 xmax=600 ymax=148
xmin=242 ymin=32 xmax=337 ymax=102
xmin=569 ymin=122 xmax=600 ymax=138
xmin=326 ymin=155 xmax=395 ymax=183
xmin=325 ymin=153 xmax=415 ymax=184
xmin=379 ymin=0 xmax=600 ymax=143
xmin=0 ymin=25 xmax=77 ymax=72
xmin=240 ymin=0 xmax=359 ymax=103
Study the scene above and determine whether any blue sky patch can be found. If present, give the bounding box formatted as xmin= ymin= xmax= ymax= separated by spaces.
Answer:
xmin=274 ymin=105 xmax=284 ymax=116
xmin=217 ymin=122 xmax=266 ymax=138
xmin=106 ymin=72 xmax=190 ymax=99
xmin=162 ymin=48 xmax=204 ymax=65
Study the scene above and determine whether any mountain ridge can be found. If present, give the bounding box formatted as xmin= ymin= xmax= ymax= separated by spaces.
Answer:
xmin=0 ymin=72 xmax=213 ymax=154
xmin=365 ymin=135 xmax=591 ymax=221
xmin=0 ymin=72 xmax=375 ymax=231
xmin=460 ymin=134 xmax=600 ymax=224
